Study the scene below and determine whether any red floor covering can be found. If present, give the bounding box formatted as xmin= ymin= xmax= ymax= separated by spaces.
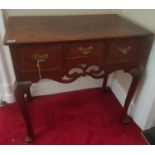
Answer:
xmin=0 ymin=88 xmax=147 ymax=145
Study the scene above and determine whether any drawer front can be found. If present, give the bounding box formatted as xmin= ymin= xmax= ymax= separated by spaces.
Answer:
xmin=64 ymin=42 xmax=105 ymax=60
xmin=106 ymin=39 xmax=144 ymax=65
xmin=18 ymin=44 xmax=63 ymax=72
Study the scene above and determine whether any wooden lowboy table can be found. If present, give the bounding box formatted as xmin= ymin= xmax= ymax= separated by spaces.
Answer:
xmin=4 ymin=14 xmax=154 ymax=143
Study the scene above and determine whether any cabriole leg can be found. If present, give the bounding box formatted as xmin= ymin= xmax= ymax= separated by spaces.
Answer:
xmin=14 ymin=81 xmax=34 ymax=143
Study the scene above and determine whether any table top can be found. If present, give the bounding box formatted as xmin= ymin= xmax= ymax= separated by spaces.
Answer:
xmin=4 ymin=14 xmax=153 ymax=45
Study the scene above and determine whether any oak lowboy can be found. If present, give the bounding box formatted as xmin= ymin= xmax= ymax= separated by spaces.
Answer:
xmin=4 ymin=14 xmax=154 ymax=143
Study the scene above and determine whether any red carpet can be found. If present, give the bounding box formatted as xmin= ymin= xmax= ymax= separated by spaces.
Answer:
xmin=0 ymin=88 xmax=146 ymax=145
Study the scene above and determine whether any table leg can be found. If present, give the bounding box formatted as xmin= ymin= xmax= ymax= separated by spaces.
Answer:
xmin=14 ymin=81 xmax=34 ymax=143
xmin=102 ymin=74 xmax=109 ymax=92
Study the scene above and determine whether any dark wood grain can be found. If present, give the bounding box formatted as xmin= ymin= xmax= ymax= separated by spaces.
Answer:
xmin=4 ymin=14 xmax=153 ymax=45
xmin=4 ymin=14 xmax=154 ymax=142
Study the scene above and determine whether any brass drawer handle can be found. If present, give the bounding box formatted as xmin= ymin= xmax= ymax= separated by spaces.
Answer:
xmin=78 ymin=46 xmax=94 ymax=55
xmin=118 ymin=46 xmax=131 ymax=55
xmin=33 ymin=54 xmax=48 ymax=62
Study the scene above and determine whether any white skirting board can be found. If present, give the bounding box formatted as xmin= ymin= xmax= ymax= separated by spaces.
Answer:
xmin=0 ymin=83 xmax=15 ymax=104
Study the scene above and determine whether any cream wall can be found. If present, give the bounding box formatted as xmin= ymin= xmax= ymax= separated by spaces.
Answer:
xmin=4 ymin=9 xmax=121 ymax=17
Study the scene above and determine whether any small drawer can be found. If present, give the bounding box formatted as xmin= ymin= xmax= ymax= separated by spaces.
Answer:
xmin=64 ymin=42 xmax=105 ymax=60
xmin=106 ymin=39 xmax=144 ymax=64
xmin=17 ymin=44 xmax=63 ymax=72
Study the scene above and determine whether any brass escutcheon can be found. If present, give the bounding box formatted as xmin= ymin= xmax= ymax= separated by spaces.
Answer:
xmin=118 ymin=46 xmax=131 ymax=55
xmin=78 ymin=46 xmax=94 ymax=55
xmin=32 ymin=54 xmax=48 ymax=62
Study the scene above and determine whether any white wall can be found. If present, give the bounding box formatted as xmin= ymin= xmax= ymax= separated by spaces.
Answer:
xmin=0 ymin=10 xmax=15 ymax=103
xmin=114 ymin=10 xmax=155 ymax=130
